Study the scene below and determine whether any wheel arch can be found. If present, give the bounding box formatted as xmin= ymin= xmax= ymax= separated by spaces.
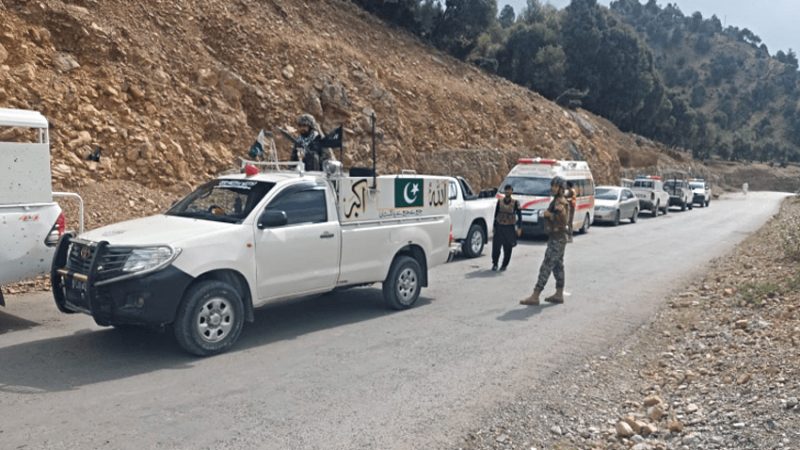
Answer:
xmin=193 ymin=269 xmax=255 ymax=322
xmin=470 ymin=217 xmax=488 ymax=237
xmin=393 ymin=244 xmax=428 ymax=287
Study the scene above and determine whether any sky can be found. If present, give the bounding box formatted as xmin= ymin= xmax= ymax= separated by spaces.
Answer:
xmin=501 ymin=0 xmax=799 ymax=54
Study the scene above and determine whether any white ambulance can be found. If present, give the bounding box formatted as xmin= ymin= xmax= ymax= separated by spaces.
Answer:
xmin=498 ymin=158 xmax=595 ymax=236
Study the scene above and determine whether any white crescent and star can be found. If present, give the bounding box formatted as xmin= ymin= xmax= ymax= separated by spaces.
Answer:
xmin=403 ymin=182 xmax=420 ymax=204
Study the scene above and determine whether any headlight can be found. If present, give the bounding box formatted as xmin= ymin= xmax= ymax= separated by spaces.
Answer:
xmin=122 ymin=246 xmax=178 ymax=273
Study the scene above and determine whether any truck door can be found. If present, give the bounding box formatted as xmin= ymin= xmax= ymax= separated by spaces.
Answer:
xmin=254 ymin=185 xmax=340 ymax=301
xmin=448 ymin=180 xmax=466 ymax=239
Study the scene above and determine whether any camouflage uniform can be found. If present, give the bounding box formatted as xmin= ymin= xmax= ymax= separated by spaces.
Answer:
xmin=535 ymin=195 xmax=569 ymax=291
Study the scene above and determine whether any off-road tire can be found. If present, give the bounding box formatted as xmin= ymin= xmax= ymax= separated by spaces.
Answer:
xmin=383 ymin=256 xmax=423 ymax=310
xmin=462 ymin=223 xmax=485 ymax=258
xmin=174 ymin=280 xmax=245 ymax=357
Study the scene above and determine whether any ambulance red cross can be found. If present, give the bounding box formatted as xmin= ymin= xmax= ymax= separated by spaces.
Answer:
xmin=497 ymin=158 xmax=596 ymax=237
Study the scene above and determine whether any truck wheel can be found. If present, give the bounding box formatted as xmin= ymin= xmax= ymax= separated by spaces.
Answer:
xmin=579 ymin=214 xmax=590 ymax=234
xmin=687 ymin=199 xmax=693 ymax=210
xmin=631 ymin=208 xmax=639 ymax=223
xmin=383 ymin=256 xmax=422 ymax=310
xmin=680 ymin=201 xmax=687 ymax=211
xmin=613 ymin=210 xmax=620 ymax=226
xmin=174 ymin=280 xmax=244 ymax=356
xmin=705 ymin=199 xmax=710 ymax=207
xmin=462 ymin=223 xmax=485 ymax=258
xmin=652 ymin=201 xmax=660 ymax=217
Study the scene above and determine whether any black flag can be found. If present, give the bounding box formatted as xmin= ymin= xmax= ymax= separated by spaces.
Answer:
xmin=319 ymin=126 xmax=343 ymax=149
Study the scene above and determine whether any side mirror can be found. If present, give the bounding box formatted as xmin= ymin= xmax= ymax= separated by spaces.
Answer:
xmin=258 ymin=210 xmax=288 ymax=229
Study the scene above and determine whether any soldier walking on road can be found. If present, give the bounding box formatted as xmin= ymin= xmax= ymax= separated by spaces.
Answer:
xmin=521 ymin=176 xmax=570 ymax=306
xmin=491 ymin=184 xmax=522 ymax=272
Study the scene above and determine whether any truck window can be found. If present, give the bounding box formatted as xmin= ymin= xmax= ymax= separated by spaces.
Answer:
xmin=448 ymin=181 xmax=458 ymax=200
xmin=267 ymin=189 xmax=328 ymax=225
xmin=459 ymin=178 xmax=475 ymax=198
xmin=633 ymin=180 xmax=654 ymax=189
xmin=167 ymin=179 xmax=275 ymax=223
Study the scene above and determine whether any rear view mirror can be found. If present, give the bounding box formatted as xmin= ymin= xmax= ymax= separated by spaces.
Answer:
xmin=258 ymin=210 xmax=288 ymax=229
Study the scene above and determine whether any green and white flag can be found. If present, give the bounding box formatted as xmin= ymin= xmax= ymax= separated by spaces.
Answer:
xmin=395 ymin=178 xmax=424 ymax=208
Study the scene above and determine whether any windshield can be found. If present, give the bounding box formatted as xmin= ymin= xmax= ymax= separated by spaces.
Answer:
xmin=500 ymin=176 xmax=551 ymax=197
xmin=167 ymin=179 xmax=275 ymax=223
xmin=595 ymin=188 xmax=619 ymax=201
xmin=690 ymin=182 xmax=705 ymax=189
xmin=633 ymin=180 xmax=654 ymax=188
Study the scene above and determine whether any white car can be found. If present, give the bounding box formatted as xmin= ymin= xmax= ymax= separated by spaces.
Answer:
xmin=631 ymin=176 xmax=670 ymax=217
xmin=0 ymin=109 xmax=82 ymax=305
xmin=593 ymin=186 xmax=639 ymax=226
xmin=690 ymin=179 xmax=711 ymax=208
xmin=447 ymin=176 xmax=495 ymax=258
xmin=52 ymin=162 xmax=451 ymax=356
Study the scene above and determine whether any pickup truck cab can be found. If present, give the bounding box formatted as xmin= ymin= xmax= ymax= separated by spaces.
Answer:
xmin=447 ymin=176 xmax=495 ymax=258
xmin=689 ymin=178 xmax=711 ymax=208
xmin=52 ymin=161 xmax=451 ymax=356
xmin=630 ymin=176 xmax=669 ymax=217
xmin=664 ymin=178 xmax=694 ymax=211
xmin=0 ymin=108 xmax=82 ymax=305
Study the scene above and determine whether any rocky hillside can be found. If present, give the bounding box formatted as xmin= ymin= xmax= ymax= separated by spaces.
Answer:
xmin=0 ymin=0 xmax=678 ymax=192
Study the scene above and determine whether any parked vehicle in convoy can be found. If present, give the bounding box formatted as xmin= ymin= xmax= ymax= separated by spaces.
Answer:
xmin=690 ymin=178 xmax=711 ymax=207
xmin=51 ymin=161 xmax=451 ymax=356
xmin=0 ymin=108 xmax=83 ymax=306
xmin=498 ymin=158 xmax=595 ymax=236
xmin=664 ymin=177 xmax=694 ymax=211
xmin=631 ymin=176 xmax=670 ymax=217
xmin=447 ymin=176 xmax=495 ymax=258
xmin=593 ymin=186 xmax=639 ymax=226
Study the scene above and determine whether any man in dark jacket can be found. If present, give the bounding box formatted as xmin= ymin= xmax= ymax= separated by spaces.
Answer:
xmin=491 ymin=184 xmax=522 ymax=272
xmin=290 ymin=114 xmax=334 ymax=171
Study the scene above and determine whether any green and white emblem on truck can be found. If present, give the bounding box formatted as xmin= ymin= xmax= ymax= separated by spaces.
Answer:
xmin=395 ymin=178 xmax=424 ymax=208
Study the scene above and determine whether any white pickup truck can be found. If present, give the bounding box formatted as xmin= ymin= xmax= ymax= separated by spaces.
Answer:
xmin=631 ymin=176 xmax=670 ymax=217
xmin=52 ymin=161 xmax=451 ymax=356
xmin=0 ymin=109 xmax=82 ymax=306
xmin=447 ymin=176 xmax=495 ymax=258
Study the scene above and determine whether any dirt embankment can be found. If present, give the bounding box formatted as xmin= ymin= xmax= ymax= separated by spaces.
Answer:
xmin=0 ymin=0 xmax=653 ymax=193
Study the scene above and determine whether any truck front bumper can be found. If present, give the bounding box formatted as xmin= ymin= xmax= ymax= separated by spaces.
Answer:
xmin=51 ymin=235 xmax=192 ymax=327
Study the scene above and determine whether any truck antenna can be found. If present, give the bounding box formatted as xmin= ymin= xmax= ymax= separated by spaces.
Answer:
xmin=371 ymin=112 xmax=377 ymax=189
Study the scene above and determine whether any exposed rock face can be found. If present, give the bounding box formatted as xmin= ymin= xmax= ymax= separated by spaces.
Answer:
xmin=0 ymin=0 xmax=646 ymax=193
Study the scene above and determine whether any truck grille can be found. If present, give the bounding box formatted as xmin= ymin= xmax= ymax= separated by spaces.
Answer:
xmin=66 ymin=241 xmax=133 ymax=281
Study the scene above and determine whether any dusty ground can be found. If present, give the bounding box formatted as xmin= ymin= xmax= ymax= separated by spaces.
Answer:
xmin=458 ymin=195 xmax=800 ymax=450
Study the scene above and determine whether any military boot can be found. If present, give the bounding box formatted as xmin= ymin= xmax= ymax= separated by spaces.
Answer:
xmin=520 ymin=289 xmax=541 ymax=306
xmin=545 ymin=288 xmax=565 ymax=304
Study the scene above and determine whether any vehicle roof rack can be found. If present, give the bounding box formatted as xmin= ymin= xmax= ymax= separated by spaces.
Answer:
xmin=239 ymin=158 xmax=305 ymax=174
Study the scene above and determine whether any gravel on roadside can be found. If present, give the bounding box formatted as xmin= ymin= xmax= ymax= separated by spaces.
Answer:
xmin=457 ymin=195 xmax=800 ymax=450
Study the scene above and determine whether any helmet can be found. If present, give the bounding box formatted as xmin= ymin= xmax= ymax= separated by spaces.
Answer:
xmin=297 ymin=114 xmax=317 ymax=128
xmin=551 ymin=176 xmax=567 ymax=189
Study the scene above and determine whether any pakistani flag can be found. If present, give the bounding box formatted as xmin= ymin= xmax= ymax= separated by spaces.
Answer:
xmin=248 ymin=129 xmax=266 ymax=159
xmin=395 ymin=178 xmax=424 ymax=208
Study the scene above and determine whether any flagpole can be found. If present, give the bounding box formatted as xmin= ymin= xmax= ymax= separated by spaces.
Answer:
xmin=339 ymin=123 xmax=344 ymax=162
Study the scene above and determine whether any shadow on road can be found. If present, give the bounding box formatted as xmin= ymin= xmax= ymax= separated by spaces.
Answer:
xmin=0 ymin=287 xmax=426 ymax=393
xmin=0 ymin=311 xmax=40 ymax=334
xmin=496 ymin=303 xmax=556 ymax=321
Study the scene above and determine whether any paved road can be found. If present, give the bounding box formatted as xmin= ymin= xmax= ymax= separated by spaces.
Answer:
xmin=0 ymin=192 xmax=787 ymax=450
